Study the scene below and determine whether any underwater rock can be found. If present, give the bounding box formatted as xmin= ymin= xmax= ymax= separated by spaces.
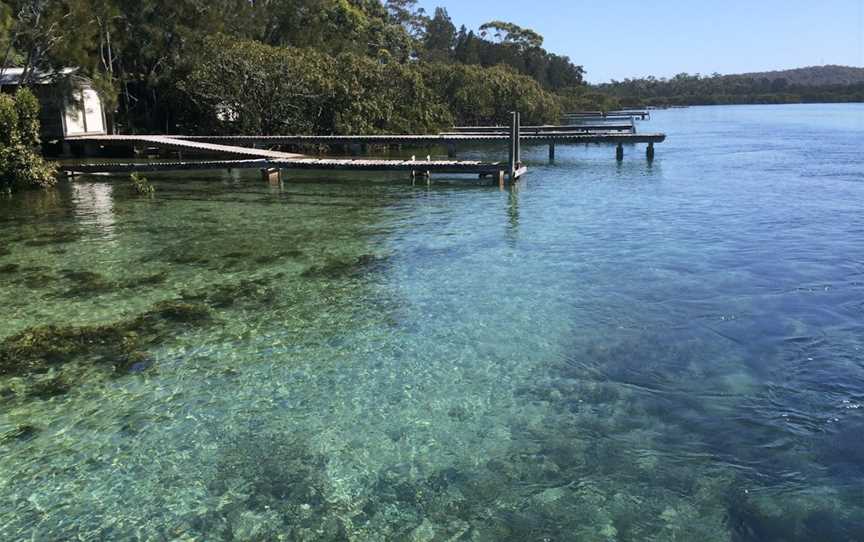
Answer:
xmin=301 ymin=253 xmax=388 ymax=280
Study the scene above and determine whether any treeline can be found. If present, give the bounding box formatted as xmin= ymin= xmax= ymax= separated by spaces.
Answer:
xmin=595 ymin=72 xmax=864 ymax=108
xmin=0 ymin=0 xmax=585 ymax=134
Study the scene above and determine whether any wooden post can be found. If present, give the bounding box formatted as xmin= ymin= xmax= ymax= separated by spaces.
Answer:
xmin=548 ymin=143 xmax=556 ymax=162
xmin=447 ymin=144 xmax=456 ymax=158
xmin=262 ymin=167 xmax=281 ymax=184
xmin=646 ymin=142 xmax=655 ymax=161
xmin=616 ymin=143 xmax=624 ymax=161
xmin=508 ymin=111 xmax=517 ymax=179
xmin=515 ymin=111 xmax=522 ymax=168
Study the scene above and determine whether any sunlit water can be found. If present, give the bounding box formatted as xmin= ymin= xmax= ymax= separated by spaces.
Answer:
xmin=1 ymin=104 xmax=863 ymax=541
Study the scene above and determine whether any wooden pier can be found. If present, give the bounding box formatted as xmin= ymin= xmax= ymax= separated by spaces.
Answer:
xmin=446 ymin=122 xmax=636 ymax=134
xmin=63 ymin=111 xmax=665 ymax=183
xmin=155 ymin=132 xmax=663 ymax=146
xmin=564 ymin=110 xmax=650 ymax=120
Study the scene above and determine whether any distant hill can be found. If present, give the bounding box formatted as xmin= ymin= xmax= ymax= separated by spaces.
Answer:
xmin=594 ymin=65 xmax=864 ymax=107
xmin=731 ymin=65 xmax=864 ymax=86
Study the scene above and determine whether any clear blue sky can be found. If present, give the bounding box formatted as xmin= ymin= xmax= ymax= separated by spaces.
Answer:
xmin=416 ymin=0 xmax=864 ymax=83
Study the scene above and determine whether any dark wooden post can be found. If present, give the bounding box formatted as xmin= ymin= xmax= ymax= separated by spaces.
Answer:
xmin=616 ymin=143 xmax=624 ymax=161
xmin=647 ymin=142 xmax=655 ymax=161
xmin=549 ymin=143 xmax=556 ymax=162
xmin=447 ymin=143 xmax=456 ymax=158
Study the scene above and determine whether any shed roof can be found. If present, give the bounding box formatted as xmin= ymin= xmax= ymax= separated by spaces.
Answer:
xmin=0 ymin=67 xmax=79 ymax=86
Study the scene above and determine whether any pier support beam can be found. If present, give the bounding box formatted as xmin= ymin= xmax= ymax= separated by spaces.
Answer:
xmin=447 ymin=143 xmax=456 ymax=158
xmin=548 ymin=143 xmax=556 ymax=162
xmin=262 ymin=167 xmax=281 ymax=184
xmin=616 ymin=143 xmax=624 ymax=162
xmin=646 ymin=142 xmax=655 ymax=162
xmin=508 ymin=111 xmax=522 ymax=181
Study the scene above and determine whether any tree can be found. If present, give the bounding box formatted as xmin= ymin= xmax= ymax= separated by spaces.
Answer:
xmin=423 ymin=7 xmax=455 ymax=62
xmin=385 ymin=0 xmax=426 ymax=41
xmin=479 ymin=20 xmax=543 ymax=50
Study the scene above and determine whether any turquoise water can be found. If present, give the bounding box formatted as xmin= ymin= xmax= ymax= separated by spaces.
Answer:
xmin=1 ymin=104 xmax=863 ymax=541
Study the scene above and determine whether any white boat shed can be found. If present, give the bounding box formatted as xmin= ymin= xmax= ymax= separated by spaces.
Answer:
xmin=0 ymin=67 xmax=107 ymax=141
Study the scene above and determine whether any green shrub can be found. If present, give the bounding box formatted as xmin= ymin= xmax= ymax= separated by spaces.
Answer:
xmin=0 ymin=89 xmax=57 ymax=192
xmin=130 ymin=172 xmax=155 ymax=195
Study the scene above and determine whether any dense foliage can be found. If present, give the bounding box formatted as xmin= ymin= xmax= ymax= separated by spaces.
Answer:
xmin=0 ymin=0 xmax=581 ymax=134
xmin=0 ymin=88 xmax=56 ymax=191
xmin=3 ymin=1 xmax=861 ymax=138
xmin=596 ymin=68 xmax=864 ymax=107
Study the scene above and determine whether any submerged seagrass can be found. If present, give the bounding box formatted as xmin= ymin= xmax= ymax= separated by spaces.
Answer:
xmin=0 ymin=300 xmax=212 ymax=378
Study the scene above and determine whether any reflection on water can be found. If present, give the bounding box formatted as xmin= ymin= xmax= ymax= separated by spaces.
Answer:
xmin=0 ymin=104 xmax=863 ymax=540
xmin=72 ymin=182 xmax=117 ymax=239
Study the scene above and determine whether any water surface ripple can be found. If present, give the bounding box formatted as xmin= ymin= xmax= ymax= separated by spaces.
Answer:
xmin=1 ymin=104 xmax=863 ymax=541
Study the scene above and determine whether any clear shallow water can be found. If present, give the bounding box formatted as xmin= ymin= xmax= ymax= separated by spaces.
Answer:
xmin=0 ymin=104 xmax=863 ymax=541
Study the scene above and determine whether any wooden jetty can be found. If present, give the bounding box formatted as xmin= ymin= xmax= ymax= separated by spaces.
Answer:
xmin=67 ymin=134 xmax=304 ymax=160
xmin=63 ymin=112 xmax=665 ymax=183
xmin=565 ymin=110 xmax=650 ymax=120
xmin=63 ymin=157 xmax=511 ymax=175
xmin=446 ymin=122 xmax=636 ymax=134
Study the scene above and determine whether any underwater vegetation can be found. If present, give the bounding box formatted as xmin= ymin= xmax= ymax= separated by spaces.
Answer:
xmin=301 ymin=254 xmax=389 ymax=280
xmin=180 ymin=276 xmax=280 ymax=309
xmin=129 ymin=173 xmax=156 ymax=196
xmin=57 ymin=269 xmax=169 ymax=298
xmin=0 ymin=300 xmax=212 ymax=399
xmin=254 ymin=249 xmax=304 ymax=265
xmin=0 ymin=263 xmax=20 ymax=274
xmin=0 ymin=424 xmax=39 ymax=444
xmin=22 ymin=229 xmax=83 ymax=247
